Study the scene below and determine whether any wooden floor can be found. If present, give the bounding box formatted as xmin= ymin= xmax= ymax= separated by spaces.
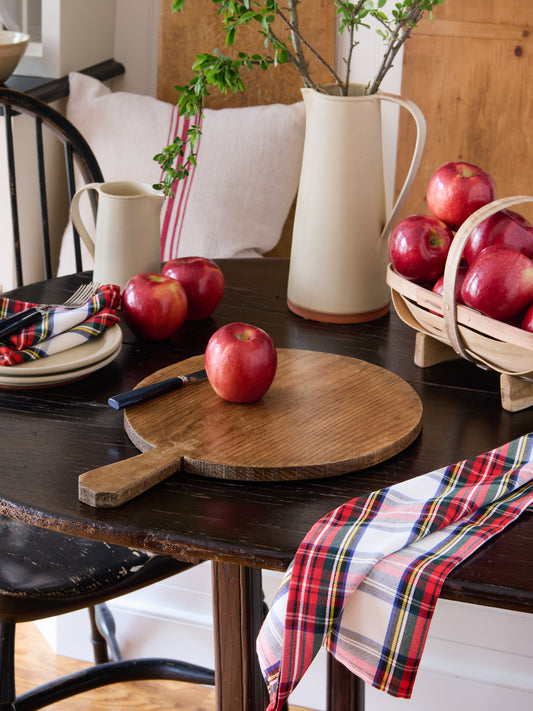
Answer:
xmin=14 ymin=621 xmax=310 ymax=710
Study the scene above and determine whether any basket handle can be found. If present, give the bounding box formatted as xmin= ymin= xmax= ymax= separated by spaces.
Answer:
xmin=442 ymin=195 xmax=533 ymax=363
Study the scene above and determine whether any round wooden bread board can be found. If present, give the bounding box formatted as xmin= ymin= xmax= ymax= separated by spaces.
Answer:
xmin=79 ymin=349 xmax=422 ymax=507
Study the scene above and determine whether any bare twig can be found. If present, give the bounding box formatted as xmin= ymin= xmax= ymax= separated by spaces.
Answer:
xmin=276 ymin=0 xmax=343 ymax=88
xmin=337 ymin=0 xmax=367 ymax=92
xmin=366 ymin=5 xmax=424 ymax=94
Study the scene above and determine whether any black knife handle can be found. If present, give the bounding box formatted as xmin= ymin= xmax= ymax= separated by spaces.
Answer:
xmin=0 ymin=307 xmax=43 ymax=340
xmin=108 ymin=377 xmax=186 ymax=410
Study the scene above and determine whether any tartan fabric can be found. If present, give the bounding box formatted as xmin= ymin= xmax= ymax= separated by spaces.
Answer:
xmin=257 ymin=434 xmax=533 ymax=709
xmin=0 ymin=285 xmax=121 ymax=366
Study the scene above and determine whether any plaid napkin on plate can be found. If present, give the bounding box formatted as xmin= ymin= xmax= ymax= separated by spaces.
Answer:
xmin=0 ymin=284 xmax=121 ymax=366
xmin=257 ymin=433 xmax=533 ymax=709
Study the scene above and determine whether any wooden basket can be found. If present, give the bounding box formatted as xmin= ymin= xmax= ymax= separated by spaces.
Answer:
xmin=386 ymin=196 xmax=533 ymax=412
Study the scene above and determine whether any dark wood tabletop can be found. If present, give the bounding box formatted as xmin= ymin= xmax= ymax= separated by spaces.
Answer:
xmin=0 ymin=258 xmax=531 ymax=710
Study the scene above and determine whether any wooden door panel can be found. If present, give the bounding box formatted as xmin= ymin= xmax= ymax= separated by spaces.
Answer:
xmin=396 ymin=0 xmax=533 ymax=223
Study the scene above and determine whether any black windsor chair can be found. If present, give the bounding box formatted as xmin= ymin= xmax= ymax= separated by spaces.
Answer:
xmin=0 ymin=87 xmax=213 ymax=709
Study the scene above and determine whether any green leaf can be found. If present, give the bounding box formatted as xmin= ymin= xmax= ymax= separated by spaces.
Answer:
xmin=160 ymin=0 xmax=442 ymax=190
xmin=226 ymin=25 xmax=236 ymax=45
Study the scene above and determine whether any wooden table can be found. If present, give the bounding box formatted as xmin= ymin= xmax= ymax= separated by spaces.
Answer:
xmin=0 ymin=258 xmax=531 ymax=711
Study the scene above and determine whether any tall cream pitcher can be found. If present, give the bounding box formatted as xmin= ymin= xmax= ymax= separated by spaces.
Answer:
xmin=71 ymin=181 xmax=164 ymax=289
xmin=287 ymin=85 xmax=426 ymax=323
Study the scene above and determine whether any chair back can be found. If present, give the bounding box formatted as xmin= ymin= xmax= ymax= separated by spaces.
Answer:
xmin=0 ymin=88 xmax=103 ymax=287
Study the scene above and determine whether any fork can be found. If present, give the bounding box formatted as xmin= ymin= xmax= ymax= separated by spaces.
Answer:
xmin=0 ymin=281 xmax=102 ymax=340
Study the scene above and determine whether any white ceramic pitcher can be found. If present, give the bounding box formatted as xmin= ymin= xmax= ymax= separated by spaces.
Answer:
xmin=70 ymin=181 xmax=164 ymax=289
xmin=287 ymin=85 xmax=426 ymax=323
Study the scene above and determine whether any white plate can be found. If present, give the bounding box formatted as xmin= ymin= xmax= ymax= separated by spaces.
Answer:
xmin=0 ymin=324 xmax=122 ymax=377
xmin=0 ymin=341 xmax=122 ymax=388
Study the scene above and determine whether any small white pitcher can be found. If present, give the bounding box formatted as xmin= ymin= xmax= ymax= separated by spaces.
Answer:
xmin=70 ymin=181 xmax=164 ymax=289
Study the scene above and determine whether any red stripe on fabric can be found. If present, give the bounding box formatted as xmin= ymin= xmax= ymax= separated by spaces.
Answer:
xmin=160 ymin=109 xmax=203 ymax=260
xmin=168 ymin=113 xmax=203 ymax=259
xmin=160 ymin=106 xmax=183 ymax=259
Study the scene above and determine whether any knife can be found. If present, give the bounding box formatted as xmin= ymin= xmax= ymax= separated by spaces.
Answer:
xmin=108 ymin=369 xmax=208 ymax=410
xmin=0 ymin=307 xmax=45 ymax=340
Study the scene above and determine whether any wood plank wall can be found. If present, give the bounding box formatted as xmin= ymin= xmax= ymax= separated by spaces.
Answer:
xmin=157 ymin=0 xmax=336 ymax=106
xmin=395 ymin=0 xmax=533 ymax=223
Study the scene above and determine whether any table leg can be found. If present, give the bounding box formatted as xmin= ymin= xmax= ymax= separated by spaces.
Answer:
xmin=212 ymin=561 xmax=269 ymax=711
xmin=327 ymin=654 xmax=365 ymax=711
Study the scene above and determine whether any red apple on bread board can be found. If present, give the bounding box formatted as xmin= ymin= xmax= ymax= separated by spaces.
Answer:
xmin=205 ymin=322 xmax=277 ymax=403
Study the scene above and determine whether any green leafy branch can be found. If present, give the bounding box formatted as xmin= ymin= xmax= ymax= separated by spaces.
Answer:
xmin=154 ymin=0 xmax=444 ymax=195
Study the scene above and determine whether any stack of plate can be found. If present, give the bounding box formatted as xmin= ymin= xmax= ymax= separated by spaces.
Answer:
xmin=0 ymin=325 xmax=122 ymax=388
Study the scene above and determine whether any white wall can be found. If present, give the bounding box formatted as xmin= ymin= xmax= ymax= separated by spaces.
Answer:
xmin=111 ymin=0 xmax=159 ymax=96
xmin=14 ymin=0 xmax=158 ymax=93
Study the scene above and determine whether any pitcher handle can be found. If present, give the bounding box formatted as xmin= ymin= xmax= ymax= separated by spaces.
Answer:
xmin=70 ymin=182 xmax=102 ymax=259
xmin=378 ymin=94 xmax=427 ymax=242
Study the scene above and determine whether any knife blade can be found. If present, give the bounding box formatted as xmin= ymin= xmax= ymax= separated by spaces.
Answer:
xmin=108 ymin=368 xmax=208 ymax=410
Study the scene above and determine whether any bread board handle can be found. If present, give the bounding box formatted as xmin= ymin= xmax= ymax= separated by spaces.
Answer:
xmin=78 ymin=441 xmax=181 ymax=508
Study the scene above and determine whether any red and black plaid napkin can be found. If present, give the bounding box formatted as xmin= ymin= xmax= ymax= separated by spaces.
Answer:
xmin=0 ymin=284 xmax=121 ymax=366
xmin=257 ymin=434 xmax=533 ymax=709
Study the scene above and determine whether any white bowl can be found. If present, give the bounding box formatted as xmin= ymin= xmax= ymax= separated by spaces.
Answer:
xmin=0 ymin=31 xmax=30 ymax=83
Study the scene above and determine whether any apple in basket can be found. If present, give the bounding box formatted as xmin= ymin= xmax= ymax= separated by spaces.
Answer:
xmin=389 ymin=214 xmax=453 ymax=283
xmin=205 ymin=322 xmax=277 ymax=403
xmin=432 ymin=263 xmax=469 ymax=305
xmin=121 ymin=273 xmax=188 ymax=341
xmin=461 ymin=244 xmax=533 ymax=322
xmin=162 ymin=257 xmax=225 ymax=320
xmin=426 ymin=161 xmax=496 ymax=230
xmin=521 ymin=303 xmax=533 ymax=333
xmin=463 ymin=208 xmax=533 ymax=265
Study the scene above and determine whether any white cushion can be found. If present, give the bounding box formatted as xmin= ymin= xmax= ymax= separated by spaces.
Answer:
xmin=58 ymin=72 xmax=305 ymax=275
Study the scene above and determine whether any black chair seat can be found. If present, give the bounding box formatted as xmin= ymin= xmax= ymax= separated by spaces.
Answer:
xmin=0 ymin=517 xmax=215 ymax=710
xmin=0 ymin=516 xmax=193 ymax=621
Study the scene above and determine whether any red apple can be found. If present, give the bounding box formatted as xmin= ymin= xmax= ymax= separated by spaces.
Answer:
xmin=432 ymin=263 xmax=468 ymax=305
xmin=205 ymin=322 xmax=277 ymax=403
xmin=426 ymin=161 xmax=496 ymax=230
xmin=521 ymin=302 xmax=533 ymax=333
xmin=162 ymin=256 xmax=225 ymax=320
xmin=463 ymin=208 xmax=533 ymax=265
xmin=461 ymin=244 xmax=533 ymax=322
xmin=389 ymin=214 xmax=453 ymax=283
xmin=121 ymin=273 xmax=188 ymax=341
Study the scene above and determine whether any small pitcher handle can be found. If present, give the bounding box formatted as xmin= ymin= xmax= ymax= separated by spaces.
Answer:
xmin=70 ymin=182 xmax=102 ymax=259
xmin=378 ymin=94 xmax=427 ymax=242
